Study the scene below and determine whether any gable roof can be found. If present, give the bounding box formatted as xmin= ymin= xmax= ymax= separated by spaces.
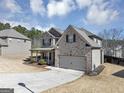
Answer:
xmin=0 ymin=29 xmax=30 ymax=40
xmin=79 ymin=28 xmax=102 ymax=40
xmin=72 ymin=26 xmax=101 ymax=48
xmin=57 ymin=25 xmax=101 ymax=48
xmin=48 ymin=28 xmax=62 ymax=37
xmin=42 ymin=31 xmax=56 ymax=38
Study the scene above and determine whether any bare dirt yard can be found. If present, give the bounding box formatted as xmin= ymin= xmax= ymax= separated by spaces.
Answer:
xmin=0 ymin=57 xmax=48 ymax=73
xmin=42 ymin=63 xmax=124 ymax=93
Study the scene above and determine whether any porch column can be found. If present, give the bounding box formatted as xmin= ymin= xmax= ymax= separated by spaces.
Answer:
xmin=36 ymin=51 xmax=38 ymax=62
xmin=31 ymin=50 xmax=33 ymax=61
xmin=47 ymin=51 xmax=49 ymax=65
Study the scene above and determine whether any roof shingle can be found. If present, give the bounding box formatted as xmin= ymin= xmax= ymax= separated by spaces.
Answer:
xmin=0 ymin=29 xmax=30 ymax=40
xmin=48 ymin=28 xmax=62 ymax=37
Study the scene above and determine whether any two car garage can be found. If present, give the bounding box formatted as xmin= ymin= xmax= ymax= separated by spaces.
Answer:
xmin=59 ymin=56 xmax=86 ymax=71
xmin=59 ymin=49 xmax=102 ymax=71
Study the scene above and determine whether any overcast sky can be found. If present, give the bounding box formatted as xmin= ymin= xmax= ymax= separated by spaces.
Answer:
xmin=0 ymin=0 xmax=124 ymax=34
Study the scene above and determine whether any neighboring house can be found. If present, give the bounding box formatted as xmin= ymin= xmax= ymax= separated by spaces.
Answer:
xmin=103 ymin=40 xmax=124 ymax=58
xmin=105 ymin=46 xmax=124 ymax=58
xmin=55 ymin=25 xmax=104 ymax=72
xmin=0 ymin=29 xmax=31 ymax=58
xmin=31 ymin=27 xmax=62 ymax=65
xmin=114 ymin=46 xmax=123 ymax=58
xmin=31 ymin=25 xmax=104 ymax=72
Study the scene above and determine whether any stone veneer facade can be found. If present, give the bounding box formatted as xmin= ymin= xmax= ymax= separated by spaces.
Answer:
xmin=55 ymin=27 xmax=92 ymax=72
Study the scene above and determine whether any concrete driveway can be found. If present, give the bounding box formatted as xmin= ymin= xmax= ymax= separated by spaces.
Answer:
xmin=0 ymin=66 xmax=84 ymax=93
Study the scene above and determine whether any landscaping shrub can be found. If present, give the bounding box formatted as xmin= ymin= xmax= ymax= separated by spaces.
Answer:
xmin=30 ymin=58 xmax=35 ymax=63
xmin=89 ymin=65 xmax=105 ymax=76
xmin=94 ymin=65 xmax=105 ymax=74
xmin=24 ymin=58 xmax=35 ymax=64
xmin=38 ymin=59 xmax=47 ymax=65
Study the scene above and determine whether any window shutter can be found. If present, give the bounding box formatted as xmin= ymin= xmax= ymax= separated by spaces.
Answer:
xmin=42 ymin=53 xmax=44 ymax=58
xmin=66 ymin=35 xmax=68 ymax=42
xmin=49 ymin=53 xmax=51 ymax=60
xmin=49 ymin=38 xmax=51 ymax=43
xmin=73 ymin=34 xmax=76 ymax=42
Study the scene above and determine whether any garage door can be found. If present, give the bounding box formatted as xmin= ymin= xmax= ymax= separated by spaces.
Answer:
xmin=59 ymin=56 xmax=86 ymax=71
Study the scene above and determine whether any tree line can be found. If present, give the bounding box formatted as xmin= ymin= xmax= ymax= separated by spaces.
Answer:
xmin=0 ymin=22 xmax=43 ymax=39
xmin=98 ymin=28 xmax=124 ymax=57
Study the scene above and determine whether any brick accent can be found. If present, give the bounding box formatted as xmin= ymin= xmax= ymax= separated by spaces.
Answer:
xmin=56 ymin=27 xmax=92 ymax=72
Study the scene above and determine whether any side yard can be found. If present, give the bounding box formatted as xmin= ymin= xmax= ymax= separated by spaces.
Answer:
xmin=0 ymin=57 xmax=48 ymax=73
xmin=42 ymin=63 xmax=124 ymax=93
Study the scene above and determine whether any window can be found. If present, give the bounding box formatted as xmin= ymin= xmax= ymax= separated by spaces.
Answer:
xmin=66 ymin=34 xmax=76 ymax=43
xmin=86 ymin=43 xmax=90 ymax=47
xmin=42 ymin=53 xmax=45 ymax=59
xmin=68 ymin=35 xmax=73 ymax=43
xmin=49 ymin=52 xmax=51 ymax=60
xmin=49 ymin=38 xmax=51 ymax=45
xmin=73 ymin=34 xmax=76 ymax=42
xmin=66 ymin=35 xmax=68 ymax=42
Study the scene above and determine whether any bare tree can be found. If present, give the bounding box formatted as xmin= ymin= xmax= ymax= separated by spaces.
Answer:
xmin=99 ymin=28 xmax=124 ymax=40
xmin=98 ymin=28 xmax=124 ymax=57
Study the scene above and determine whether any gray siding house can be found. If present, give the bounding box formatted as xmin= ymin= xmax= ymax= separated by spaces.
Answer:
xmin=55 ymin=25 xmax=104 ymax=72
xmin=0 ymin=29 xmax=31 ymax=58
xmin=31 ymin=28 xmax=62 ymax=65
xmin=103 ymin=40 xmax=124 ymax=58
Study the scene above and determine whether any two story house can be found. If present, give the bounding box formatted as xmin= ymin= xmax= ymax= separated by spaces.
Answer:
xmin=31 ymin=27 xmax=62 ymax=65
xmin=55 ymin=25 xmax=104 ymax=72
xmin=0 ymin=29 xmax=31 ymax=58
xmin=31 ymin=25 xmax=104 ymax=72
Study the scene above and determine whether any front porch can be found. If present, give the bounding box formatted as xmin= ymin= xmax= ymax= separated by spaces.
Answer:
xmin=30 ymin=48 xmax=55 ymax=66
